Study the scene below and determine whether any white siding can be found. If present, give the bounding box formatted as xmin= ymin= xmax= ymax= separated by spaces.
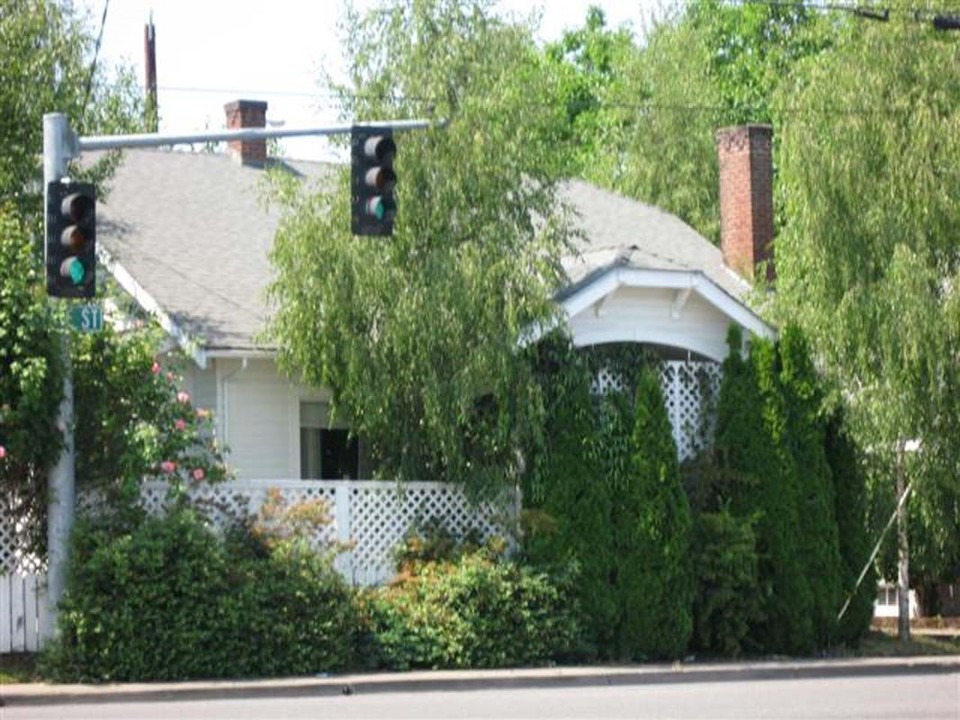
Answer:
xmin=567 ymin=286 xmax=735 ymax=361
xmin=221 ymin=359 xmax=296 ymax=479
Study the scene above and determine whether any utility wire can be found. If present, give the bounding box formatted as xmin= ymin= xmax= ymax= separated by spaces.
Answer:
xmin=82 ymin=0 xmax=111 ymax=120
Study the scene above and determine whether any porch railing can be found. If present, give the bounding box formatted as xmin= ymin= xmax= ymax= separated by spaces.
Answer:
xmin=139 ymin=479 xmax=518 ymax=587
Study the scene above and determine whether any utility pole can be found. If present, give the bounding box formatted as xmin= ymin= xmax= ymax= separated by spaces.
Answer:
xmin=39 ymin=111 xmax=439 ymax=642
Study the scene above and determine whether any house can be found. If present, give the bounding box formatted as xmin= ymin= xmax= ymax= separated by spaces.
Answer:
xmin=90 ymin=100 xmax=776 ymax=583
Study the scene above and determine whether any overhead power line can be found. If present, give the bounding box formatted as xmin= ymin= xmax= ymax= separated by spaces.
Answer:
xmin=83 ymin=0 xmax=111 ymax=117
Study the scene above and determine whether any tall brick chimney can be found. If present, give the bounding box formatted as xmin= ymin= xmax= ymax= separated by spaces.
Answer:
xmin=716 ymin=124 xmax=775 ymax=283
xmin=224 ymin=100 xmax=267 ymax=167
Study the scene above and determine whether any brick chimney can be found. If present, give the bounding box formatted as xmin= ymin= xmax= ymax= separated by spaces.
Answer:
xmin=224 ymin=100 xmax=267 ymax=167
xmin=716 ymin=124 xmax=775 ymax=283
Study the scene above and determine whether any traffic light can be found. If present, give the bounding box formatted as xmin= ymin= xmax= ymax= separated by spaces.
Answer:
xmin=351 ymin=126 xmax=396 ymax=236
xmin=46 ymin=181 xmax=96 ymax=298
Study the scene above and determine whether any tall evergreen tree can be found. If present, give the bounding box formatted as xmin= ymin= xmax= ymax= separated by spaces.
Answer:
xmin=620 ymin=366 xmax=693 ymax=660
xmin=523 ymin=335 xmax=617 ymax=657
xmin=827 ymin=411 xmax=876 ymax=644
xmin=778 ymin=325 xmax=843 ymax=647
xmin=714 ymin=327 xmax=814 ymax=653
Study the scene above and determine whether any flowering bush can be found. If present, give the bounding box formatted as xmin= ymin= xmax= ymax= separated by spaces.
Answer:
xmin=0 ymin=207 xmax=64 ymax=556
xmin=72 ymin=326 xmax=229 ymax=511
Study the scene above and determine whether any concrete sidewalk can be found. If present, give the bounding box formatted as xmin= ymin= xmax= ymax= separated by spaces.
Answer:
xmin=3 ymin=656 xmax=960 ymax=707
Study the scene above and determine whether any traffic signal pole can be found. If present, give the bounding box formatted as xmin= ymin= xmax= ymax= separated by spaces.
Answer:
xmin=42 ymin=113 xmax=76 ymax=642
xmin=39 ymin=111 xmax=440 ymax=643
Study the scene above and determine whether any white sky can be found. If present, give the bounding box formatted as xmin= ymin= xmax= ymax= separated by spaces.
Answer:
xmin=80 ymin=0 xmax=665 ymax=161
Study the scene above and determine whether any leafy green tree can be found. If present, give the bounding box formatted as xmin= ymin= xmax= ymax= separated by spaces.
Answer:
xmin=0 ymin=0 xmax=159 ymax=552
xmin=774 ymin=18 xmax=960 ymax=638
xmin=0 ymin=0 xmax=142 ymax=215
xmin=267 ymin=0 xmax=573 ymax=489
xmin=620 ymin=365 xmax=693 ymax=660
xmin=548 ymin=0 xmax=836 ymax=243
xmin=540 ymin=6 xmax=638 ymax=178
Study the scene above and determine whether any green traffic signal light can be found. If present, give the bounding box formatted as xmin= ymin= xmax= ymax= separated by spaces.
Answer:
xmin=351 ymin=126 xmax=397 ymax=236
xmin=46 ymin=181 xmax=97 ymax=298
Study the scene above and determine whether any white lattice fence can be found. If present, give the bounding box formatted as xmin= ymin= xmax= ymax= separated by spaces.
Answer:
xmin=347 ymin=482 xmax=516 ymax=586
xmin=138 ymin=479 xmax=515 ymax=587
xmin=592 ymin=359 xmax=722 ymax=461
xmin=0 ymin=503 xmax=45 ymax=653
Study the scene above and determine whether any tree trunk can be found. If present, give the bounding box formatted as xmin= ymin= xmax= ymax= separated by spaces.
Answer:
xmin=895 ymin=445 xmax=910 ymax=643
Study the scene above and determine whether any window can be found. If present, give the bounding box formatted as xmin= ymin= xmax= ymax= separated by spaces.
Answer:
xmin=299 ymin=402 xmax=360 ymax=480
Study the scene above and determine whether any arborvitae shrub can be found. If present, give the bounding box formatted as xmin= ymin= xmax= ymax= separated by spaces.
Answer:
xmin=619 ymin=366 xmax=694 ymax=660
xmin=691 ymin=506 xmax=762 ymax=657
xmin=827 ymin=411 xmax=876 ymax=644
xmin=749 ymin=337 xmax=815 ymax=654
xmin=523 ymin=335 xmax=617 ymax=657
xmin=593 ymin=389 xmax=639 ymax=657
xmin=779 ymin=325 xmax=843 ymax=648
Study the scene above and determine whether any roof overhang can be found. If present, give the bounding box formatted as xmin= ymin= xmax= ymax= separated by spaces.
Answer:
xmin=547 ymin=266 xmax=776 ymax=357
xmin=99 ymin=247 xmax=210 ymax=369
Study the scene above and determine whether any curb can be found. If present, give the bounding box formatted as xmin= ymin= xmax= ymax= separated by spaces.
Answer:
xmin=3 ymin=656 xmax=960 ymax=707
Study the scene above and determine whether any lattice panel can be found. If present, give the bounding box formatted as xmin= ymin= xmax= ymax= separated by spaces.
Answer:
xmin=0 ymin=504 xmax=43 ymax=575
xmin=659 ymin=361 xmax=723 ymax=461
xmin=591 ymin=360 xmax=722 ymax=462
xmin=139 ymin=481 xmax=341 ymax=547
xmin=591 ymin=365 xmax=627 ymax=396
xmin=133 ymin=480 xmax=510 ymax=586
xmin=348 ymin=482 xmax=514 ymax=585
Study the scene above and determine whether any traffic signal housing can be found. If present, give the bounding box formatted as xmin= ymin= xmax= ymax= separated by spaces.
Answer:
xmin=46 ymin=181 xmax=97 ymax=298
xmin=351 ymin=126 xmax=396 ymax=236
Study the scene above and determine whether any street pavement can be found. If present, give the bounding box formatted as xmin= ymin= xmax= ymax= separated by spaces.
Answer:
xmin=3 ymin=655 xmax=959 ymax=707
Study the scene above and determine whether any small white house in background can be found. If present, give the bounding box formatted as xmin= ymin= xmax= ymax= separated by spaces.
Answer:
xmin=91 ymin=102 xmax=775 ymax=579
xmin=873 ymin=582 xmax=919 ymax=619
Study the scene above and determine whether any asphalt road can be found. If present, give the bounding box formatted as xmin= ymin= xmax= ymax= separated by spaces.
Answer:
xmin=5 ymin=672 xmax=959 ymax=720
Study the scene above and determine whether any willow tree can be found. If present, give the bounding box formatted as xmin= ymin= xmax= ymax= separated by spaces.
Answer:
xmin=774 ymin=19 xmax=960 ymax=640
xmin=551 ymin=0 xmax=836 ymax=243
xmin=267 ymin=0 xmax=573 ymax=490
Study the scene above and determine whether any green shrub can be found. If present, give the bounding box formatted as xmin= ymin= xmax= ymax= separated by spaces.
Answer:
xmin=522 ymin=334 xmax=617 ymax=658
xmin=827 ymin=412 xmax=876 ymax=645
xmin=618 ymin=366 xmax=694 ymax=660
xmin=43 ymin=507 xmax=358 ymax=681
xmin=691 ymin=507 xmax=763 ymax=657
xmin=362 ymin=551 xmax=580 ymax=670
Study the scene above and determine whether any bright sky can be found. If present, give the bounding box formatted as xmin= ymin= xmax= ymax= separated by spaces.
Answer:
xmin=81 ymin=0 xmax=665 ymax=161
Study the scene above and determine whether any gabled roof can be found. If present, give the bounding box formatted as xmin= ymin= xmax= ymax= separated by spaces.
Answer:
xmin=93 ymin=149 xmax=773 ymax=366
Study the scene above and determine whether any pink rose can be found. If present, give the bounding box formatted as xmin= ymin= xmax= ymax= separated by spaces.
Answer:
xmin=196 ymin=408 xmax=211 ymax=420
xmin=0 ymin=446 xmax=6 ymax=459
xmin=174 ymin=418 xmax=187 ymax=431
xmin=160 ymin=460 xmax=177 ymax=474
xmin=192 ymin=468 xmax=205 ymax=482
xmin=151 ymin=362 xmax=161 ymax=374
xmin=177 ymin=391 xmax=190 ymax=404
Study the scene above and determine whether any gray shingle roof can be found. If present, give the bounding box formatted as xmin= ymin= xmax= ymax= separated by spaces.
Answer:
xmin=93 ymin=149 xmax=333 ymax=352
xmin=93 ymin=149 xmax=749 ymax=354
xmin=558 ymin=179 xmax=748 ymax=301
